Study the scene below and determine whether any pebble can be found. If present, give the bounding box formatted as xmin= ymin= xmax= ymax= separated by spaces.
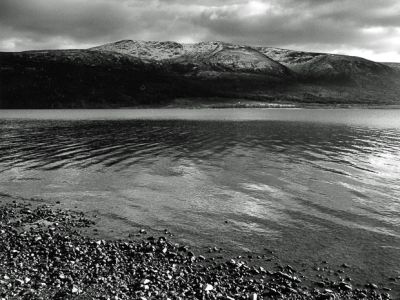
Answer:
xmin=0 ymin=201 xmax=393 ymax=300
xmin=366 ymin=283 xmax=378 ymax=289
xmin=339 ymin=282 xmax=352 ymax=291
xmin=249 ymin=292 xmax=257 ymax=300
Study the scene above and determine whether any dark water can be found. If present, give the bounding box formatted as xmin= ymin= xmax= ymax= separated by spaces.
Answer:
xmin=0 ymin=109 xmax=399 ymax=291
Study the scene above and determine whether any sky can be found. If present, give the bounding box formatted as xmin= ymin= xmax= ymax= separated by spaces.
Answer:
xmin=0 ymin=0 xmax=400 ymax=62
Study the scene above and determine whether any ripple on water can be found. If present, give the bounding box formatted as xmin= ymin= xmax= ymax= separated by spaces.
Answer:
xmin=0 ymin=110 xmax=400 ymax=290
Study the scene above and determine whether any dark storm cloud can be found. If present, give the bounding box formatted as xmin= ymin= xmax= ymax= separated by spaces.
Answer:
xmin=0 ymin=0 xmax=399 ymax=61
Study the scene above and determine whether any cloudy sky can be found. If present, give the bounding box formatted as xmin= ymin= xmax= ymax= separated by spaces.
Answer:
xmin=1 ymin=0 xmax=399 ymax=62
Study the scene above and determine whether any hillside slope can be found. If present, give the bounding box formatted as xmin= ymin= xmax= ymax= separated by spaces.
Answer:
xmin=384 ymin=62 xmax=400 ymax=72
xmin=256 ymin=47 xmax=394 ymax=84
xmin=0 ymin=50 xmax=173 ymax=108
xmin=91 ymin=40 xmax=185 ymax=61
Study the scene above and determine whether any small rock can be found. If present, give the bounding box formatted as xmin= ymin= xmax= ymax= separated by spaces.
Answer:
xmin=339 ymin=282 xmax=352 ymax=291
xmin=249 ymin=293 xmax=257 ymax=300
xmin=15 ymin=279 xmax=24 ymax=285
xmin=358 ymin=292 xmax=367 ymax=298
xmin=366 ymin=283 xmax=378 ymax=289
xmin=140 ymin=279 xmax=151 ymax=285
xmin=286 ymin=265 xmax=295 ymax=273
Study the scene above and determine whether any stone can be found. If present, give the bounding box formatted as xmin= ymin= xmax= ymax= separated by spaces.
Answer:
xmin=204 ymin=284 xmax=213 ymax=291
xmin=249 ymin=293 xmax=257 ymax=300
xmin=339 ymin=282 xmax=352 ymax=291
xmin=0 ymin=200 xmax=386 ymax=300
xmin=366 ymin=283 xmax=378 ymax=289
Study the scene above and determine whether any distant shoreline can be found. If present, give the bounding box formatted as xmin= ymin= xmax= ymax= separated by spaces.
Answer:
xmin=2 ymin=103 xmax=400 ymax=111
xmin=123 ymin=103 xmax=400 ymax=110
xmin=162 ymin=98 xmax=400 ymax=109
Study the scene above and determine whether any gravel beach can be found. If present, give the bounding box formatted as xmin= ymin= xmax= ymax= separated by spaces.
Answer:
xmin=0 ymin=197 xmax=395 ymax=300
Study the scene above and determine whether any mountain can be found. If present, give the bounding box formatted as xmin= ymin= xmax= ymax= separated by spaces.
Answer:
xmin=1 ymin=40 xmax=399 ymax=108
xmin=383 ymin=62 xmax=400 ymax=72
xmin=92 ymin=40 xmax=292 ymax=78
xmin=256 ymin=47 xmax=393 ymax=84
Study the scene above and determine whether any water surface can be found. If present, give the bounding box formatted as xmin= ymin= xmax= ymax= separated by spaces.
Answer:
xmin=0 ymin=109 xmax=399 ymax=290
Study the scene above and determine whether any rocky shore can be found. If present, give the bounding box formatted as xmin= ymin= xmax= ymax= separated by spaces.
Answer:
xmin=0 ymin=199 xmax=395 ymax=299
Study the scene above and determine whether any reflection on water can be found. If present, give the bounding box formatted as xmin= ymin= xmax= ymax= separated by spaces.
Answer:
xmin=0 ymin=109 xmax=400 ymax=289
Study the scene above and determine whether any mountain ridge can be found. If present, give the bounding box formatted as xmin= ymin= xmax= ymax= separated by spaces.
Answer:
xmin=0 ymin=40 xmax=399 ymax=108
xmin=91 ymin=40 xmax=293 ymax=78
xmin=92 ymin=40 xmax=394 ymax=82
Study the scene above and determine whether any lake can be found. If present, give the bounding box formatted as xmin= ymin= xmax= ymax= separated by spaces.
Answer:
xmin=0 ymin=109 xmax=399 ymax=292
